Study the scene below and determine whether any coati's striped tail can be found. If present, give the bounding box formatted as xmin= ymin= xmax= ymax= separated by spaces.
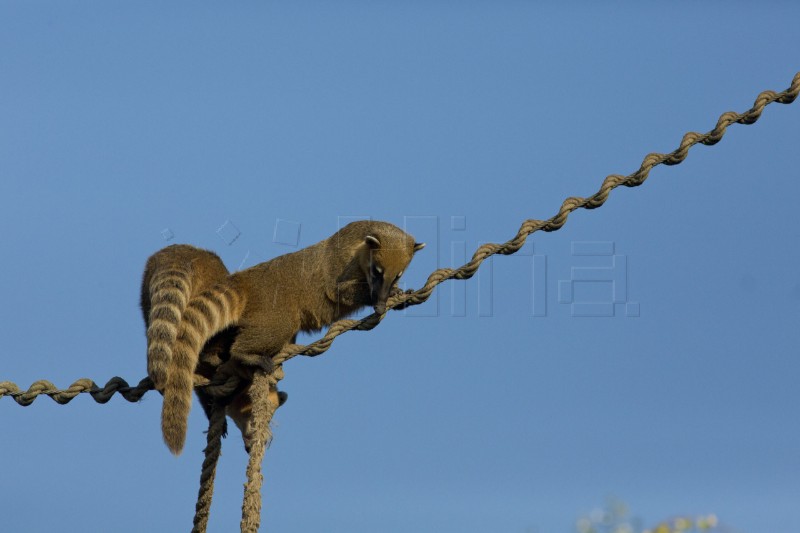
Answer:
xmin=146 ymin=268 xmax=193 ymax=390
xmin=162 ymin=284 xmax=246 ymax=455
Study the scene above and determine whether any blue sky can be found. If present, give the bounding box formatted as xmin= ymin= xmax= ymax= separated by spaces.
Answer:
xmin=1 ymin=2 xmax=798 ymax=532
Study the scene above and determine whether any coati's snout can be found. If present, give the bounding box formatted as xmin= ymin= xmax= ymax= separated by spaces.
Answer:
xmin=371 ymin=285 xmax=391 ymax=315
xmin=365 ymin=236 xmax=425 ymax=315
xmin=368 ymin=266 xmax=394 ymax=314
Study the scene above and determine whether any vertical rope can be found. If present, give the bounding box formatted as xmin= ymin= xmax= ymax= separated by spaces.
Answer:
xmin=192 ymin=400 xmax=226 ymax=533
xmin=240 ymin=369 xmax=280 ymax=533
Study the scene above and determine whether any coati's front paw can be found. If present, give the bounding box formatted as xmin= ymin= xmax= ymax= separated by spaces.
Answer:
xmin=388 ymin=285 xmax=404 ymax=299
xmin=389 ymin=288 xmax=415 ymax=310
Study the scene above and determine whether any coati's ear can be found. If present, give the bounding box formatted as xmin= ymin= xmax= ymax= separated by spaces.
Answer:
xmin=365 ymin=235 xmax=381 ymax=249
xmin=413 ymin=242 xmax=426 ymax=253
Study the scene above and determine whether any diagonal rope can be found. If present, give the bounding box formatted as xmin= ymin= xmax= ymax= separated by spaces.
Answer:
xmin=269 ymin=71 xmax=800 ymax=366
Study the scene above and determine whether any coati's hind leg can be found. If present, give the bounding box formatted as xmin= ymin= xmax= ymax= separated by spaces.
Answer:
xmin=226 ymin=326 xmax=292 ymax=452
xmin=226 ymin=372 xmax=288 ymax=453
xmin=227 ymin=323 xmax=294 ymax=372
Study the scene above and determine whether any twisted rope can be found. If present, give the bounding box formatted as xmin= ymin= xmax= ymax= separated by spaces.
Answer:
xmin=241 ymin=370 xmax=281 ymax=533
xmin=0 ymin=377 xmax=155 ymax=406
xmin=191 ymin=401 xmax=227 ymax=533
xmin=0 ymin=373 xmax=245 ymax=406
xmin=268 ymin=71 xmax=800 ymax=366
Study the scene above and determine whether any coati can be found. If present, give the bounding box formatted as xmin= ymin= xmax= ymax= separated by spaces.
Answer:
xmin=140 ymin=244 xmax=286 ymax=451
xmin=160 ymin=220 xmax=425 ymax=455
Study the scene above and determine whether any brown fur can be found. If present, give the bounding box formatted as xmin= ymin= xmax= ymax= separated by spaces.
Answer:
xmin=162 ymin=220 xmax=424 ymax=455
xmin=141 ymin=244 xmax=286 ymax=452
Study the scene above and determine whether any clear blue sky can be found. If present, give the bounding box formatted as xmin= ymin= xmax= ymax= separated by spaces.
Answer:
xmin=2 ymin=2 xmax=798 ymax=532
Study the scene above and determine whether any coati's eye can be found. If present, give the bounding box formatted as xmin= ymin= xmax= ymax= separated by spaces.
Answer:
xmin=372 ymin=264 xmax=383 ymax=277
xmin=396 ymin=270 xmax=404 ymax=280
